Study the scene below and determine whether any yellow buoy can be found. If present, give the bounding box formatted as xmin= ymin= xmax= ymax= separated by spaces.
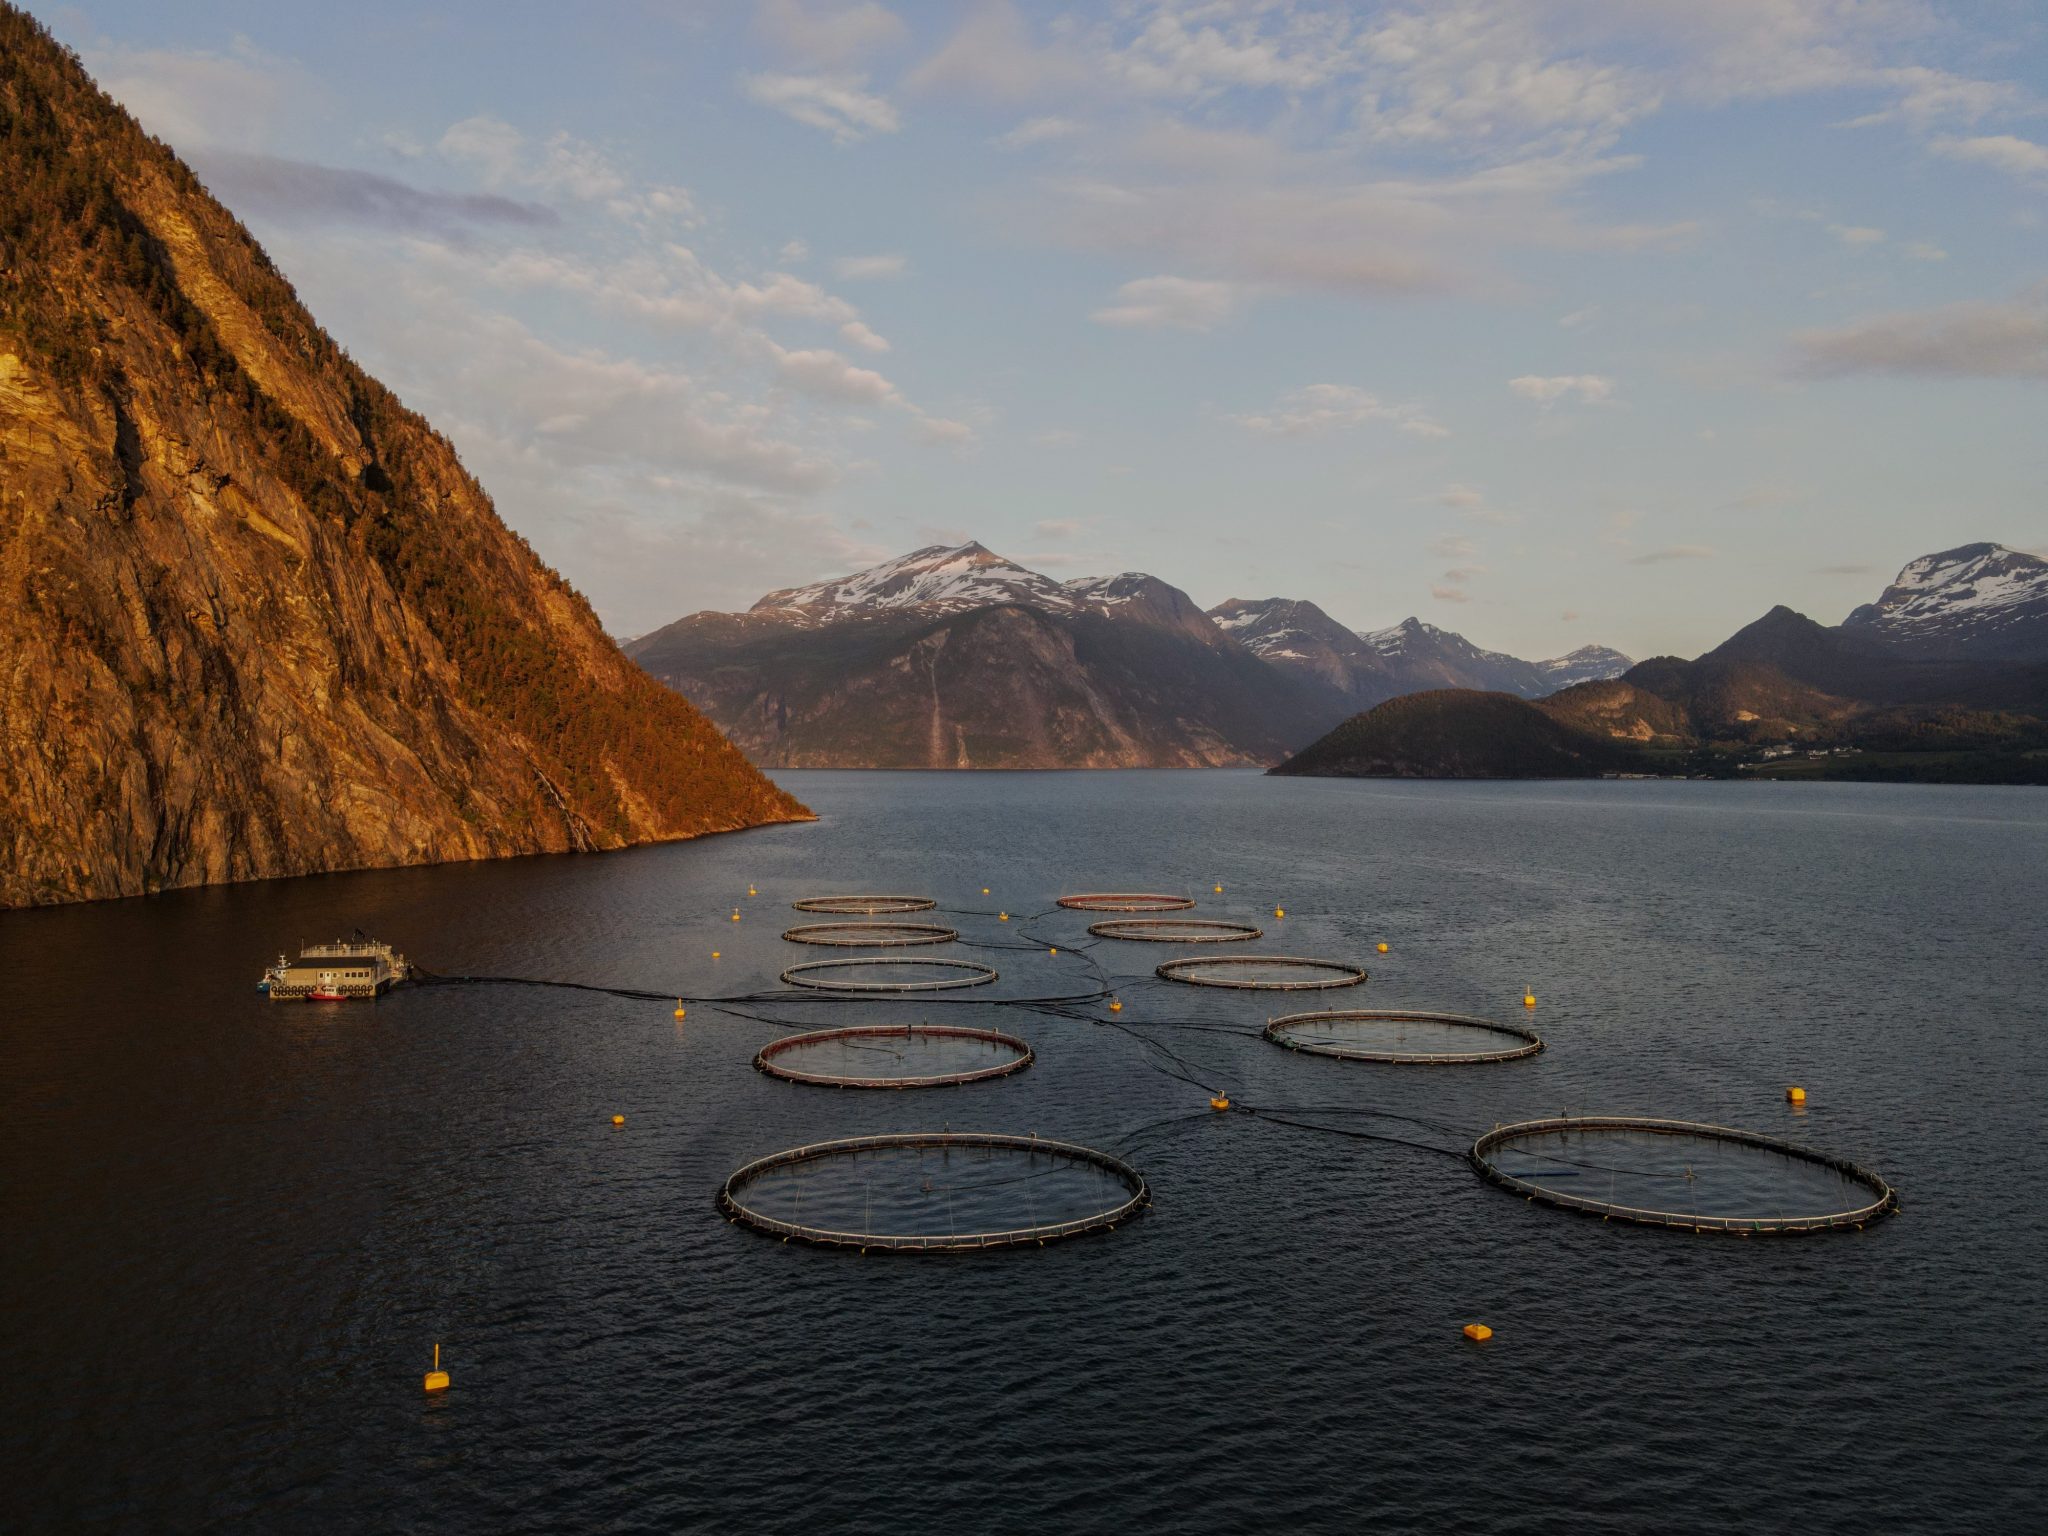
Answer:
xmin=1210 ymin=1096 xmax=1230 ymax=1111
xmin=1275 ymin=907 xmax=1286 ymax=919
xmin=712 ymin=950 xmax=721 ymax=959
xmin=1377 ymin=942 xmax=1390 ymax=954
xmin=424 ymin=1343 xmax=450 ymax=1393
xmin=1786 ymin=1085 xmax=1807 ymax=1104
xmin=747 ymin=886 xmax=756 ymax=896
xmin=732 ymin=909 xmax=741 ymax=921
xmin=1463 ymin=1323 xmax=1493 ymax=1343
xmin=1049 ymin=946 xmax=1058 ymax=955
xmin=612 ymin=1113 xmax=625 ymax=1126
xmin=673 ymin=1001 xmax=686 ymax=1020
xmin=999 ymin=912 xmax=1009 ymax=921
xmin=1214 ymin=884 xmax=1223 ymax=893
xmin=982 ymin=887 xmax=990 ymax=894
xmin=1109 ymin=1000 xmax=1122 ymax=1013
xmin=1523 ymin=991 xmax=1537 ymax=1008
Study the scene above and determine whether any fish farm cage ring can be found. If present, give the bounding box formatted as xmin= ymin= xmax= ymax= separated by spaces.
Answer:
xmin=1468 ymin=1116 xmax=1899 ymax=1235
xmin=791 ymin=895 xmax=938 ymax=914
xmin=717 ymin=1132 xmax=1148 ymax=1252
xmin=1155 ymin=955 xmax=1368 ymax=991
xmin=1056 ymin=892 xmax=1197 ymax=912
xmin=781 ymin=921 xmax=961 ymax=947
xmin=780 ymin=957 xmax=999 ymax=992
xmin=1087 ymin=917 xmax=1265 ymax=944
xmin=754 ymin=1024 xmax=1032 ymax=1089
xmin=1264 ymin=1009 xmax=1542 ymax=1064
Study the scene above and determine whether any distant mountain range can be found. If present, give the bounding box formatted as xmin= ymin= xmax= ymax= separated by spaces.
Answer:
xmin=626 ymin=543 xmax=1631 ymax=768
xmin=1276 ymin=542 xmax=2048 ymax=785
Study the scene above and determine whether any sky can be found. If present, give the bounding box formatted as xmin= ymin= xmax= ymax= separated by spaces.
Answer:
xmin=36 ymin=0 xmax=2048 ymax=659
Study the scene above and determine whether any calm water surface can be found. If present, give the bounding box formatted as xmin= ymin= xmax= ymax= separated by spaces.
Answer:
xmin=4 ymin=772 xmax=2045 ymax=1532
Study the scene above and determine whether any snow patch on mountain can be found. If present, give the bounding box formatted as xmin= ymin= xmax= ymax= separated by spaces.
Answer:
xmin=1841 ymin=542 xmax=2048 ymax=661
xmin=1537 ymin=645 xmax=1635 ymax=689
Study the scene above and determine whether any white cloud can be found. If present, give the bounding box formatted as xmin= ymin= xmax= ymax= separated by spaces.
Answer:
xmin=84 ymin=36 xmax=316 ymax=150
xmin=1559 ymin=306 xmax=1600 ymax=328
xmin=743 ymin=72 xmax=900 ymax=142
xmin=835 ymin=253 xmax=909 ymax=280
xmin=770 ymin=344 xmax=898 ymax=404
xmin=996 ymin=115 xmax=1082 ymax=149
xmin=1829 ymin=223 xmax=1886 ymax=245
xmin=1430 ymin=534 xmax=1478 ymax=559
xmin=1792 ymin=286 xmax=2048 ymax=380
xmin=1034 ymin=518 xmax=1082 ymax=538
xmin=1091 ymin=275 xmax=1237 ymax=331
xmin=910 ymin=1 xmax=1096 ymax=103
xmin=756 ymin=0 xmax=908 ymax=69
xmin=1430 ymin=584 xmax=1472 ymax=603
xmin=1232 ymin=384 xmax=1446 ymax=439
xmin=1509 ymin=374 xmax=1615 ymax=405
xmin=778 ymin=238 xmax=811 ymax=263
xmin=1903 ymin=241 xmax=1948 ymax=262
xmin=1933 ymin=134 xmax=2048 ymax=181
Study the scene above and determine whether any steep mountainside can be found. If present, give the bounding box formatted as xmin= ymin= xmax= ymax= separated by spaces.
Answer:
xmin=629 ymin=545 xmax=1339 ymax=767
xmin=0 ymin=9 xmax=807 ymax=907
xmin=1210 ymin=599 xmax=1631 ymax=706
xmin=1841 ymin=543 xmax=2048 ymax=661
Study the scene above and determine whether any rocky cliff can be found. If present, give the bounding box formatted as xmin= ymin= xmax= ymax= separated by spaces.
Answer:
xmin=0 ymin=8 xmax=808 ymax=907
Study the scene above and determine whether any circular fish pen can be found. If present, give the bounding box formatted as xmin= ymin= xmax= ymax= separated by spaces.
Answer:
xmin=791 ymin=895 xmax=937 ymax=915
xmin=1155 ymin=955 xmax=1367 ymax=991
xmin=1087 ymin=917 xmax=1263 ymax=944
xmin=781 ymin=920 xmax=960 ymax=947
xmin=1266 ymin=1009 xmax=1541 ymax=1064
xmin=780 ymin=957 xmax=999 ymax=993
xmin=718 ymin=1132 xmax=1149 ymax=1252
xmin=754 ymin=1025 xmax=1033 ymax=1089
xmin=1057 ymin=892 xmax=1197 ymax=913
xmin=1470 ymin=1116 xmax=1898 ymax=1235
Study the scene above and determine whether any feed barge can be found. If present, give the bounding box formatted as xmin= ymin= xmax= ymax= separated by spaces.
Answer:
xmin=264 ymin=937 xmax=411 ymax=1001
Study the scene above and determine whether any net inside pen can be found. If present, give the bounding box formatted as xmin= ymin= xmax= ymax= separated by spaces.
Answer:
xmin=781 ymin=957 xmax=999 ymax=992
xmin=781 ymin=921 xmax=960 ymax=947
xmin=719 ymin=1133 xmax=1149 ymax=1251
xmin=1470 ymin=1117 xmax=1897 ymax=1233
xmin=1155 ymin=955 xmax=1367 ymax=990
xmin=1266 ymin=1009 xmax=1541 ymax=1063
xmin=755 ymin=1025 xmax=1032 ymax=1088
xmin=1087 ymin=918 xmax=1263 ymax=943
xmin=791 ymin=895 xmax=938 ymax=914
xmin=1057 ymin=893 xmax=1197 ymax=912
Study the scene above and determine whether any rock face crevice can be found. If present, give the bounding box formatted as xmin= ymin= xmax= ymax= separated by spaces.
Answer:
xmin=0 ymin=8 xmax=808 ymax=908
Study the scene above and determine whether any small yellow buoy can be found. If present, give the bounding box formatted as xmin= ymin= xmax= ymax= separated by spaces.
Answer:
xmin=712 ymin=950 xmax=721 ymax=959
xmin=1109 ymin=999 xmax=1122 ymax=1013
xmin=612 ymin=1114 xmax=625 ymax=1126
xmin=1786 ymin=1085 xmax=1806 ymax=1104
xmin=1214 ymin=884 xmax=1223 ymax=893
xmin=999 ymin=912 xmax=1009 ymax=922
xmin=673 ymin=1000 xmax=686 ymax=1021
xmin=424 ymin=1343 xmax=450 ymax=1393
xmin=732 ymin=909 xmax=741 ymax=921
xmin=1275 ymin=907 xmax=1286 ymax=919
xmin=1463 ymin=1323 xmax=1493 ymax=1343
xmin=1049 ymin=946 xmax=1058 ymax=955
xmin=1377 ymin=942 xmax=1390 ymax=954
xmin=747 ymin=886 xmax=757 ymax=896
xmin=1210 ymin=1095 xmax=1230 ymax=1111
xmin=982 ymin=887 xmax=990 ymax=895
xmin=1523 ymin=991 xmax=1537 ymax=1008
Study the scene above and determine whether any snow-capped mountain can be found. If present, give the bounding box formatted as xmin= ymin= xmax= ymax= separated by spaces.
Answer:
xmin=1537 ymin=644 xmax=1637 ymax=690
xmin=1840 ymin=543 xmax=2048 ymax=661
xmin=752 ymin=541 xmax=1083 ymax=620
xmin=632 ymin=543 xmax=1333 ymax=767
xmin=1210 ymin=602 xmax=1628 ymax=704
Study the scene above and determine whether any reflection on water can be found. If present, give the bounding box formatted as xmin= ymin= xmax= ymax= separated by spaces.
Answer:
xmin=3 ymin=771 xmax=2043 ymax=1533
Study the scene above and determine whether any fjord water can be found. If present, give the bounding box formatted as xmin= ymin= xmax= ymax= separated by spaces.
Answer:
xmin=3 ymin=772 xmax=2043 ymax=1533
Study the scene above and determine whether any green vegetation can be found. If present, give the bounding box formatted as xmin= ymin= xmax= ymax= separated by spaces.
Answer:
xmin=1272 ymin=690 xmax=1648 ymax=779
